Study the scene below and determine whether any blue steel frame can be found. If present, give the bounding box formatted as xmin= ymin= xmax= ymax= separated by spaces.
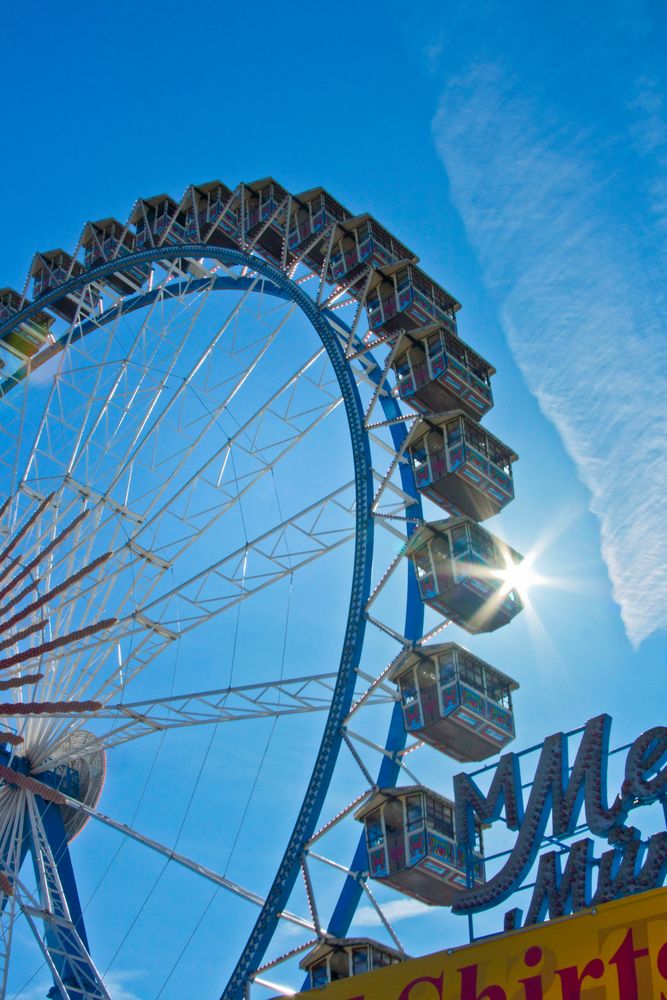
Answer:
xmin=0 ymin=246 xmax=424 ymax=999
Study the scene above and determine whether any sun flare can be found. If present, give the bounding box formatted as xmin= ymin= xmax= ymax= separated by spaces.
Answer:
xmin=496 ymin=552 xmax=544 ymax=604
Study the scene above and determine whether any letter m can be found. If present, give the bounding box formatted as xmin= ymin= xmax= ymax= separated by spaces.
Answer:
xmin=524 ymin=838 xmax=594 ymax=924
xmin=455 ymin=753 xmax=523 ymax=850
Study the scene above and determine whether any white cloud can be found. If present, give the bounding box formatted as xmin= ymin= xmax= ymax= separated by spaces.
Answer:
xmin=17 ymin=969 xmax=144 ymax=1000
xmin=432 ymin=63 xmax=667 ymax=647
xmin=102 ymin=971 xmax=144 ymax=1000
xmin=353 ymin=898 xmax=431 ymax=926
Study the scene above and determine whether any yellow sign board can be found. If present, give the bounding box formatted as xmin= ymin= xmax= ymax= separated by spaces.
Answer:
xmin=295 ymin=888 xmax=667 ymax=999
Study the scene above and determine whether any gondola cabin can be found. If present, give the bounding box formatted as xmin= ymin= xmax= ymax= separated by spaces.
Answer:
xmin=392 ymin=324 xmax=495 ymax=419
xmin=366 ymin=263 xmax=460 ymax=337
xmin=287 ymin=187 xmax=350 ymax=266
xmin=405 ymin=517 xmax=524 ymax=634
xmin=81 ymin=219 xmax=149 ymax=295
xmin=327 ymin=214 xmax=417 ymax=289
xmin=355 ymin=787 xmax=484 ymax=905
xmin=30 ymin=251 xmax=100 ymax=323
xmin=244 ymin=178 xmax=289 ymax=262
xmin=130 ymin=195 xmax=186 ymax=249
xmin=406 ymin=412 xmax=516 ymax=520
xmin=0 ymin=288 xmax=54 ymax=360
xmin=184 ymin=181 xmax=236 ymax=246
xmin=390 ymin=643 xmax=517 ymax=761
xmin=300 ymin=938 xmax=404 ymax=989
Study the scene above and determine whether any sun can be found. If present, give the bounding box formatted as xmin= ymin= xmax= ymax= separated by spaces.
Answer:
xmin=495 ymin=551 xmax=544 ymax=605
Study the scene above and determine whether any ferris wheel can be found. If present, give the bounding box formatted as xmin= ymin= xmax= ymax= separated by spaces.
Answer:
xmin=0 ymin=179 xmax=525 ymax=999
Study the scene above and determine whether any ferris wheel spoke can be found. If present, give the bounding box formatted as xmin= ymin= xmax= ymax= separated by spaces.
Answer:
xmin=13 ymin=772 xmax=316 ymax=933
xmin=28 ymin=672 xmax=393 ymax=759
xmin=25 ymin=289 xmax=205 ymax=496
xmin=69 ymin=277 xmax=263 ymax=496
xmin=62 ymin=295 xmax=204 ymax=488
xmin=122 ymin=304 xmax=299 ymax=528
xmin=13 ymin=270 xmax=231 ymax=503
xmin=124 ymin=342 xmax=339 ymax=567
xmin=33 ymin=306 xmax=338 ymax=587
xmin=37 ymin=672 xmax=340 ymax=752
xmin=0 ymin=888 xmax=19 ymax=998
xmin=0 ymin=493 xmax=119 ymax=661
xmin=2 ymin=458 xmax=360 ymax=759
xmin=11 ymin=311 xmax=127 ymax=497
xmin=134 ymin=480 xmax=357 ymax=635
xmin=99 ymin=487 xmax=354 ymax=702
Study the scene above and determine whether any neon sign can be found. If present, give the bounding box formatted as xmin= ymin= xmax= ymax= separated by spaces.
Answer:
xmin=452 ymin=714 xmax=667 ymax=927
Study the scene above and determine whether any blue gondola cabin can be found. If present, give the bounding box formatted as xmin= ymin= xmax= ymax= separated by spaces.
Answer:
xmin=244 ymin=178 xmax=289 ymax=262
xmin=30 ymin=251 xmax=100 ymax=323
xmin=0 ymin=288 xmax=54 ymax=361
xmin=392 ymin=324 xmax=495 ymax=419
xmin=405 ymin=517 xmax=524 ymax=634
xmin=390 ymin=643 xmax=517 ymax=761
xmin=356 ymin=787 xmax=484 ymax=905
xmin=327 ymin=215 xmax=417 ymax=287
xmin=130 ymin=195 xmax=186 ymax=250
xmin=183 ymin=181 xmax=236 ymax=246
xmin=366 ymin=263 xmax=460 ymax=337
xmin=287 ymin=187 xmax=351 ymax=268
xmin=300 ymin=938 xmax=404 ymax=989
xmin=81 ymin=219 xmax=149 ymax=295
xmin=406 ymin=412 xmax=517 ymax=521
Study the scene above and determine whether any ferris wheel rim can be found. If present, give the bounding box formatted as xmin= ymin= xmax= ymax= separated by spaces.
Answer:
xmin=0 ymin=243 xmax=423 ymax=999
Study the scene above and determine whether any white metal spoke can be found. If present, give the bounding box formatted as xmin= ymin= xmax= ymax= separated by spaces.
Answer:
xmin=52 ymin=789 xmax=315 ymax=932
xmin=299 ymin=855 xmax=322 ymax=937
xmin=82 ymin=278 xmax=262 ymax=497
xmin=137 ymin=481 xmax=356 ymax=629
xmin=88 ymin=481 xmax=353 ymax=692
xmin=26 ymin=671 xmax=387 ymax=758
xmin=344 ymin=728 xmax=422 ymax=785
xmin=252 ymin=937 xmax=319 ymax=979
xmin=305 ymin=790 xmax=374 ymax=849
xmin=342 ymin=731 xmax=376 ymax=786
xmin=357 ymin=878 xmax=405 ymax=954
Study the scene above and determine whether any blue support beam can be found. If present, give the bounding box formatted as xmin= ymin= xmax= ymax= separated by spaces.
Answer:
xmin=33 ymin=795 xmax=91 ymax=996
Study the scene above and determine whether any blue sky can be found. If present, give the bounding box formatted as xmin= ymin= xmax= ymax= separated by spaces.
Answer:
xmin=0 ymin=1 xmax=665 ymax=997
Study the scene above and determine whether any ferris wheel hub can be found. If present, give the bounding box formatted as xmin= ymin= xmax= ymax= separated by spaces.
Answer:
xmin=0 ymin=730 xmax=105 ymax=840
xmin=41 ymin=730 xmax=106 ymax=841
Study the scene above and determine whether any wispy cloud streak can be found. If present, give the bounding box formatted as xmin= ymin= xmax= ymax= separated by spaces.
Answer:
xmin=433 ymin=64 xmax=667 ymax=646
xmin=354 ymin=898 xmax=431 ymax=926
